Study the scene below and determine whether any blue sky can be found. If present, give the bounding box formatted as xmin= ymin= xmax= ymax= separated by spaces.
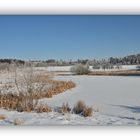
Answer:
xmin=0 ymin=15 xmax=140 ymax=60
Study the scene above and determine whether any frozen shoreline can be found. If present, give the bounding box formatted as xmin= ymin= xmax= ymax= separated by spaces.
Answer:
xmin=0 ymin=72 xmax=140 ymax=125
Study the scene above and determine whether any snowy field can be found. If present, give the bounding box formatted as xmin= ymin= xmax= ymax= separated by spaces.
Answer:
xmin=0 ymin=66 xmax=140 ymax=125
xmin=0 ymin=71 xmax=140 ymax=125
xmin=34 ymin=65 xmax=139 ymax=72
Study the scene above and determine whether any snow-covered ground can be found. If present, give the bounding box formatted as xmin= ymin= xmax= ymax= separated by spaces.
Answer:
xmin=34 ymin=66 xmax=72 ymax=72
xmin=1 ymin=108 xmax=139 ymax=126
xmin=34 ymin=65 xmax=139 ymax=72
xmin=0 ymin=74 xmax=140 ymax=125
xmin=121 ymin=65 xmax=138 ymax=70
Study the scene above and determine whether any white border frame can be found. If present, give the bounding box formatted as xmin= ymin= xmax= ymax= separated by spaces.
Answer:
xmin=0 ymin=0 xmax=140 ymax=14
xmin=1 ymin=0 xmax=140 ymax=140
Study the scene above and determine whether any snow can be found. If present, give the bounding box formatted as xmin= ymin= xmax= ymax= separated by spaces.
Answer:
xmin=41 ymin=76 xmax=140 ymax=119
xmin=34 ymin=66 xmax=72 ymax=72
xmin=0 ymin=74 xmax=140 ymax=125
xmin=0 ymin=108 xmax=139 ymax=125
xmin=34 ymin=65 xmax=139 ymax=72
xmin=121 ymin=65 xmax=138 ymax=70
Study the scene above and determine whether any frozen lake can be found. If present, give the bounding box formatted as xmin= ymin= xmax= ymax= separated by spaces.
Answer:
xmin=42 ymin=75 xmax=140 ymax=120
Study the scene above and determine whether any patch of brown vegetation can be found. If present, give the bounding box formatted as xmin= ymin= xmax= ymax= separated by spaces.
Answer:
xmin=34 ymin=80 xmax=76 ymax=99
xmin=58 ymin=102 xmax=71 ymax=114
xmin=0 ymin=93 xmax=38 ymax=112
xmin=0 ymin=115 xmax=5 ymax=120
xmin=83 ymin=107 xmax=93 ymax=117
xmin=0 ymin=93 xmax=52 ymax=113
xmin=0 ymin=74 xmax=75 ymax=113
xmin=73 ymin=100 xmax=93 ymax=117
xmin=57 ymin=101 xmax=93 ymax=117
xmin=32 ymin=75 xmax=76 ymax=99
xmin=35 ymin=103 xmax=52 ymax=113
xmin=89 ymin=70 xmax=140 ymax=76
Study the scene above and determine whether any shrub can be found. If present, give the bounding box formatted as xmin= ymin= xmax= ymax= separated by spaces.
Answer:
xmin=0 ymin=71 xmax=75 ymax=113
xmin=35 ymin=104 xmax=52 ymax=113
xmin=0 ymin=93 xmax=38 ymax=112
xmin=59 ymin=102 xmax=71 ymax=114
xmin=0 ymin=115 xmax=5 ymax=120
xmin=73 ymin=100 xmax=86 ymax=114
xmin=13 ymin=119 xmax=23 ymax=125
xmin=73 ymin=100 xmax=93 ymax=117
xmin=14 ymin=66 xmax=38 ymax=112
xmin=71 ymin=64 xmax=90 ymax=75
xmin=14 ymin=66 xmax=75 ymax=100
xmin=83 ymin=107 xmax=93 ymax=117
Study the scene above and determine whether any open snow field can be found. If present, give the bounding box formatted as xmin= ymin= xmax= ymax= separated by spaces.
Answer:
xmin=34 ymin=65 xmax=139 ymax=72
xmin=0 ymin=67 xmax=140 ymax=125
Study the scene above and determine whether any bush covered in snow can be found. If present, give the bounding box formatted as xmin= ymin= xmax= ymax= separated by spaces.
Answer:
xmin=71 ymin=64 xmax=90 ymax=75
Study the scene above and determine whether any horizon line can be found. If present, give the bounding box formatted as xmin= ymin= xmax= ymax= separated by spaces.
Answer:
xmin=0 ymin=53 xmax=139 ymax=62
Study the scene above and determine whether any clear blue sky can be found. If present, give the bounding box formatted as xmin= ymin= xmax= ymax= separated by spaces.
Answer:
xmin=0 ymin=15 xmax=140 ymax=60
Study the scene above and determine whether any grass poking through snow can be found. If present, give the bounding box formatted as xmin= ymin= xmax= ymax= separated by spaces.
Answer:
xmin=73 ymin=100 xmax=93 ymax=117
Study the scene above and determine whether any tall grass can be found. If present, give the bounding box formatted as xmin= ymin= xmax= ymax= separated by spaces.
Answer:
xmin=73 ymin=100 xmax=93 ymax=117
xmin=0 ymin=66 xmax=75 ymax=113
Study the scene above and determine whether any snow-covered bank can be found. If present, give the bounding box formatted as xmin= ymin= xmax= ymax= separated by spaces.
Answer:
xmin=34 ymin=65 xmax=139 ymax=72
xmin=0 ymin=108 xmax=139 ymax=126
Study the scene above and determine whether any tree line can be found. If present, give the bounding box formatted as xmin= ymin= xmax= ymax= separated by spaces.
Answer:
xmin=0 ymin=54 xmax=140 ymax=68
